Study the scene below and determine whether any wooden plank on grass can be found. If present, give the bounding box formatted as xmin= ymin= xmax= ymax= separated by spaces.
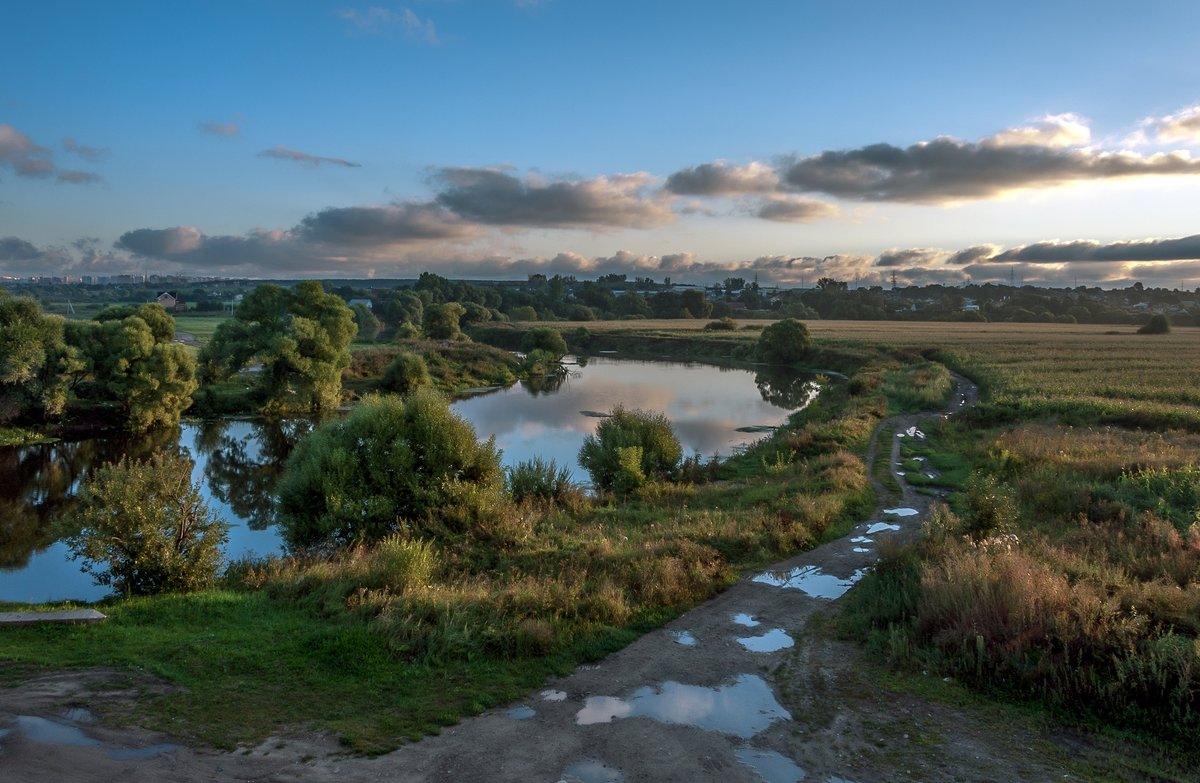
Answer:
xmin=0 ymin=609 xmax=107 ymax=626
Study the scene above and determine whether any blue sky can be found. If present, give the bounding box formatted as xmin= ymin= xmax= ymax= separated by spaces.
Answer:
xmin=3 ymin=0 xmax=1200 ymax=287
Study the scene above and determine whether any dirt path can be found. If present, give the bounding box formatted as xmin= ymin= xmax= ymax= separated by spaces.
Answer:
xmin=0 ymin=375 xmax=1147 ymax=781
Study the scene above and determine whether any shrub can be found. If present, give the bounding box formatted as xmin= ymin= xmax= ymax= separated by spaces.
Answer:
xmin=578 ymin=406 xmax=682 ymax=492
xmin=756 ymin=318 xmax=812 ymax=365
xmin=276 ymin=390 xmax=506 ymax=548
xmin=380 ymin=352 xmax=432 ymax=395
xmin=506 ymin=457 xmax=576 ymax=504
xmin=520 ymin=327 xmax=568 ymax=358
xmin=961 ymin=472 xmax=1019 ymax=538
xmin=63 ymin=452 xmax=228 ymax=596
xmin=703 ymin=317 xmax=738 ymax=331
xmin=1138 ymin=314 xmax=1171 ymax=334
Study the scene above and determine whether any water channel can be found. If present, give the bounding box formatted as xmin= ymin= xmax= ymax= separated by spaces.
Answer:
xmin=0 ymin=357 xmax=817 ymax=604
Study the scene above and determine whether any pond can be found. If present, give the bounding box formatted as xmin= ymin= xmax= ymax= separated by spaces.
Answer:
xmin=0 ymin=357 xmax=817 ymax=604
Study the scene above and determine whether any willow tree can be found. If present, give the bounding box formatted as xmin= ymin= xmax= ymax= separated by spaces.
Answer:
xmin=200 ymin=282 xmax=356 ymax=415
xmin=0 ymin=291 xmax=76 ymax=425
xmin=66 ymin=304 xmax=197 ymax=431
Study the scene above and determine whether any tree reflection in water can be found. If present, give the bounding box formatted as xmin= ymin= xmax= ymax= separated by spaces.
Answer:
xmin=194 ymin=418 xmax=311 ymax=531
xmin=0 ymin=427 xmax=179 ymax=569
xmin=754 ymin=368 xmax=821 ymax=410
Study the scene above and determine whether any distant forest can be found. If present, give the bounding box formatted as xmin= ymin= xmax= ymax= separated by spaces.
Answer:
xmin=5 ymin=271 xmax=1197 ymax=327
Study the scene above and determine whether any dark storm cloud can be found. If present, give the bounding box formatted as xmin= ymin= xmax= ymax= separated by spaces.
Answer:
xmin=664 ymin=161 xmax=779 ymax=196
xmin=990 ymin=234 xmax=1200 ymax=264
xmin=432 ymin=167 xmax=673 ymax=229
xmin=297 ymin=203 xmax=480 ymax=244
xmin=755 ymin=196 xmax=838 ymax=223
xmin=780 ymin=139 xmax=1200 ymax=203
xmin=258 ymin=145 xmax=361 ymax=168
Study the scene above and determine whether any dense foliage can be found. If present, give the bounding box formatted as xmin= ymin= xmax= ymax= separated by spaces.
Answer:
xmin=63 ymin=451 xmax=228 ymax=596
xmin=67 ymin=303 xmax=197 ymax=431
xmin=578 ymin=406 xmax=683 ymax=492
xmin=756 ymin=318 xmax=812 ymax=365
xmin=276 ymin=390 xmax=506 ymax=548
xmin=0 ymin=290 xmax=73 ymax=424
xmin=200 ymin=282 xmax=356 ymax=415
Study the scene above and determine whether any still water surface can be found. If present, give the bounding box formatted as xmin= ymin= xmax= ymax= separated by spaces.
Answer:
xmin=0 ymin=357 xmax=813 ymax=603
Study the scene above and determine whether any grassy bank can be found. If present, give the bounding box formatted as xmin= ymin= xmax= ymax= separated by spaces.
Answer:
xmin=0 ymin=333 xmax=899 ymax=752
xmin=821 ymin=320 xmax=1200 ymax=752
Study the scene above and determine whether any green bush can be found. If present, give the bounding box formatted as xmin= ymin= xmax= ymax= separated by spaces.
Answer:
xmin=578 ymin=406 xmax=682 ymax=492
xmin=1138 ymin=313 xmax=1171 ymax=334
xmin=961 ymin=472 xmax=1018 ymax=538
xmin=506 ymin=457 xmax=576 ymax=504
xmin=380 ymin=352 xmax=432 ymax=395
xmin=63 ymin=452 xmax=228 ymax=596
xmin=703 ymin=317 xmax=738 ymax=331
xmin=520 ymin=327 xmax=568 ymax=358
xmin=756 ymin=318 xmax=812 ymax=365
xmin=276 ymin=390 xmax=506 ymax=548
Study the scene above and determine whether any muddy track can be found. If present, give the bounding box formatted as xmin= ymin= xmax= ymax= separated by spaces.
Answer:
xmin=1 ymin=372 xmax=1112 ymax=782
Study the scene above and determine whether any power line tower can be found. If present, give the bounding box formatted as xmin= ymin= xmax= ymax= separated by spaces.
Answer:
xmin=891 ymin=270 xmax=897 ymax=290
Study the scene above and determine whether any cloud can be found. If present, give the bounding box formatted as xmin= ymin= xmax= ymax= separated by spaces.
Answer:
xmin=875 ymin=248 xmax=941 ymax=268
xmin=337 ymin=6 xmax=439 ymax=44
xmin=983 ymin=113 xmax=1091 ymax=148
xmin=258 ymin=145 xmax=361 ymax=168
xmin=298 ymin=203 xmax=479 ymax=244
xmin=56 ymin=169 xmax=103 ymax=185
xmin=664 ymin=161 xmax=779 ymax=196
xmin=0 ymin=236 xmax=99 ymax=277
xmin=755 ymin=196 xmax=838 ymax=223
xmin=780 ymin=137 xmax=1200 ymax=204
xmin=1147 ymin=105 xmax=1200 ymax=145
xmin=198 ymin=121 xmax=241 ymax=137
xmin=433 ymin=167 xmax=673 ymax=229
xmin=117 ymin=226 xmax=206 ymax=256
xmin=0 ymin=124 xmax=54 ymax=178
xmin=0 ymin=124 xmax=102 ymax=184
xmin=62 ymin=137 xmax=108 ymax=161
xmin=989 ymin=234 xmax=1200 ymax=264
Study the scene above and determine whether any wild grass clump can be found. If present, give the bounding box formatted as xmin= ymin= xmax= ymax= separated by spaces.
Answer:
xmin=881 ymin=360 xmax=953 ymax=413
xmin=506 ymin=457 xmax=578 ymax=505
xmin=578 ymin=406 xmax=682 ymax=493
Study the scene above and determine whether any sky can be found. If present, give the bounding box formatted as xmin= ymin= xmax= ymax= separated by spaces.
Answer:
xmin=3 ymin=0 xmax=1200 ymax=288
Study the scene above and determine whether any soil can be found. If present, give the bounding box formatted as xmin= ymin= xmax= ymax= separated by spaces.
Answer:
xmin=0 ymin=376 xmax=1180 ymax=781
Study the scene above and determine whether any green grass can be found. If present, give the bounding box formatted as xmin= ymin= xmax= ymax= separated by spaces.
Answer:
xmin=0 ymin=590 xmax=635 ymax=753
xmin=171 ymin=313 xmax=231 ymax=344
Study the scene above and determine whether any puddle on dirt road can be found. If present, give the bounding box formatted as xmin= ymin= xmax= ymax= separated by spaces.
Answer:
xmin=575 ymin=674 xmax=790 ymax=739
xmin=852 ymin=547 xmax=871 ymax=553
xmin=61 ymin=708 xmax=95 ymax=723
xmin=732 ymin=613 xmax=761 ymax=628
xmin=15 ymin=716 xmax=99 ymax=747
xmin=14 ymin=716 xmax=179 ymax=760
xmin=559 ymin=759 xmax=624 ymax=783
xmin=752 ymin=565 xmax=866 ymax=600
xmin=850 ymin=536 xmax=872 ymax=543
xmin=883 ymin=507 xmax=919 ymax=517
xmin=672 ymin=630 xmax=697 ymax=647
xmin=865 ymin=522 xmax=899 ymax=535
xmin=507 ymin=706 xmax=536 ymax=720
xmin=735 ymin=747 xmax=806 ymax=783
xmin=736 ymin=628 xmax=794 ymax=653
xmin=541 ymin=689 xmax=568 ymax=702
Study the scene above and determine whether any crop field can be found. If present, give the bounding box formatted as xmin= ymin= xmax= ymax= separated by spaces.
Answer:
xmin=171 ymin=313 xmax=231 ymax=344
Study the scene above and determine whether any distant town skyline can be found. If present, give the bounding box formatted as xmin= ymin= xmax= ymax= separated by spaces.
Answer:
xmin=3 ymin=0 xmax=1200 ymax=288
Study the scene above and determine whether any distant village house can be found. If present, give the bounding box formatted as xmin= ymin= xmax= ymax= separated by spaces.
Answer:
xmin=155 ymin=291 xmax=187 ymax=312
